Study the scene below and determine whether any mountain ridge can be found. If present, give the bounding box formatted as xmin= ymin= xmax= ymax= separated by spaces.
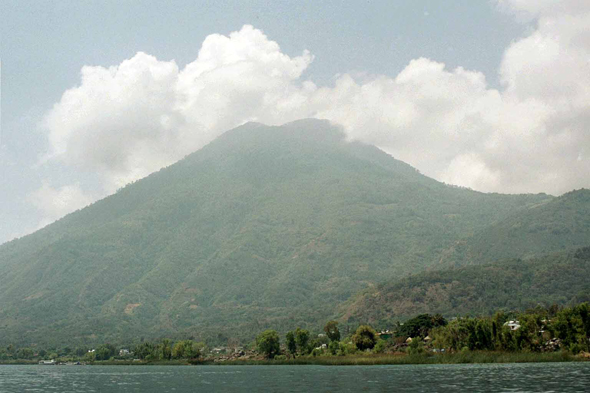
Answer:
xmin=1 ymin=119 xmax=584 ymax=347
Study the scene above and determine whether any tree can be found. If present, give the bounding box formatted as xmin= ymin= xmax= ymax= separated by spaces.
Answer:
xmin=324 ymin=321 xmax=341 ymax=342
xmin=373 ymin=339 xmax=389 ymax=354
xmin=576 ymin=303 xmax=590 ymax=351
xmin=328 ymin=340 xmax=340 ymax=355
xmin=352 ymin=325 xmax=377 ymax=351
xmin=553 ymin=302 xmax=590 ymax=353
xmin=191 ymin=342 xmax=207 ymax=358
xmin=407 ymin=337 xmax=425 ymax=355
xmin=257 ymin=330 xmax=280 ymax=359
xmin=17 ymin=348 xmax=34 ymax=359
xmin=397 ymin=314 xmax=447 ymax=338
xmin=172 ymin=340 xmax=202 ymax=359
xmin=161 ymin=339 xmax=172 ymax=360
xmin=172 ymin=341 xmax=186 ymax=359
xmin=95 ymin=343 xmax=116 ymax=360
xmin=134 ymin=342 xmax=156 ymax=360
xmin=295 ymin=328 xmax=310 ymax=354
xmin=285 ymin=331 xmax=297 ymax=356
xmin=553 ymin=307 xmax=581 ymax=351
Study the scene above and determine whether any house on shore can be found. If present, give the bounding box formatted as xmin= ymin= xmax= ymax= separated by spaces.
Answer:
xmin=504 ymin=320 xmax=521 ymax=331
xmin=376 ymin=330 xmax=393 ymax=340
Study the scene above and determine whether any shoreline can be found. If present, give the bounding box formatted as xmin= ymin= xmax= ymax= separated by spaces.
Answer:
xmin=2 ymin=352 xmax=588 ymax=366
xmin=213 ymin=352 xmax=588 ymax=366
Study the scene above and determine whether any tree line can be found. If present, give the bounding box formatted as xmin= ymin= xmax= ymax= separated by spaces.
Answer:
xmin=2 ymin=303 xmax=589 ymax=362
xmin=0 ymin=339 xmax=207 ymax=362
xmin=431 ymin=303 xmax=590 ymax=353
xmin=256 ymin=321 xmax=386 ymax=358
xmin=256 ymin=303 xmax=590 ymax=358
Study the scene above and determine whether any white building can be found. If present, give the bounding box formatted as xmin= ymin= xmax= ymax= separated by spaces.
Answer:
xmin=504 ymin=320 xmax=521 ymax=331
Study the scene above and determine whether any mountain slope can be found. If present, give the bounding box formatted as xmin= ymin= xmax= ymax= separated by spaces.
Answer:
xmin=448 ymin=189 xmax=590 ymax=265
xmin=339 ymin=246 xmax=590 ymax=327
xmin=0 ymin=119 xmax=554 ymax=346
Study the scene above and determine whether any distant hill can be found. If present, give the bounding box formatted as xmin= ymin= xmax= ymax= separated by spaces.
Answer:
xmin=0 ymin=119 xmax=580 ymax=347
xmin=339 ymin=246 xmax=590 ymax=328
xmin=441 ymin=189 xmax=590 ymax=265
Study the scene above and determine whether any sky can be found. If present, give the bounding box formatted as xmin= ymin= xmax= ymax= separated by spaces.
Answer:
xmin=1 ymin=0 xmax=589 ymax=245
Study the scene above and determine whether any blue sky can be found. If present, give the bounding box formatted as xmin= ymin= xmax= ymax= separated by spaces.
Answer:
xmin=1 ymin=0 xmax=589 ymax=244
xmin=2 ymin=0 xmax=523 ymax=123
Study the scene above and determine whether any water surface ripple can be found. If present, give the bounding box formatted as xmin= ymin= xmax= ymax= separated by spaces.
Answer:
xmin=0 ymin=362 xmax=589 ymax=392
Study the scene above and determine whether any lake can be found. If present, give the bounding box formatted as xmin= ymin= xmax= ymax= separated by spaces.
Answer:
xmin=1 ymin=362 xmax=589 ymax=392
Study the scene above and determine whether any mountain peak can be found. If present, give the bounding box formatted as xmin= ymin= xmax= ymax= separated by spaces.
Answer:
xmin=0 ymin=118 xmax=577 ymax=347
xmin=216 ymin=118 xmax=345 ymax=146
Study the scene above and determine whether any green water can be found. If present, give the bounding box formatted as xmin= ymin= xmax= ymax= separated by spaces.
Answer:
xmin=1 ymin=363 xmax=589 ymax=392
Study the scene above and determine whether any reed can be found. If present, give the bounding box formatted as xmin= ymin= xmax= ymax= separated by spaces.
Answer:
xmin=213 ymin=351 xmax=580 ymax=366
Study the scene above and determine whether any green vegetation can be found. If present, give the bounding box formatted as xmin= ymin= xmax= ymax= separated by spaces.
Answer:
xmin=352 ymin=325 xmax=377 ymax=351
xmin=3 ymin=304 xmax=590 ymax=365
xmin=134 ymin=339 xmax=206 ymax=361
xmin=256 ymin=330 xmax=280 ymax=359
xmin=215 ymin=351 xmax=580 ymax=365
xmin=323 ymin=320 xmax=340 ymax=342
xmin=0 ymin=119 xmax=587 ymax=347
xmin=455 ymin=189 xmax=590 ymax=264
xmin=341 ymin=247 xmax=590 ymax=326
xmin=396 ymin=314 xmax=447 ymax=338
xmin=431 ymin=304 xmax=590 ymax=354
xmin=294 ymin=328 xmax=310 ymax=354
xmin=285 ymin=331 xmax=297 ymax=356
xmin=241 ymin=303 xmax=590 ymax=364
xmin=0 ymin=338 xmax=207 ymax=365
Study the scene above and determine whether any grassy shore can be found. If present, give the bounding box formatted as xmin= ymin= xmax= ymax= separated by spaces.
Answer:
xmin=214 ymin=351 xmax=585 ymax=366
xmin=2 ymin=351 xmax=588 ymax=366
xmin=0 ymin=360 xmax=39 ymax=365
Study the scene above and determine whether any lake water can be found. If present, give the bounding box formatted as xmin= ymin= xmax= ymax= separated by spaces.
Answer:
xmin=1 ymin=362 xmax=589 ymax=392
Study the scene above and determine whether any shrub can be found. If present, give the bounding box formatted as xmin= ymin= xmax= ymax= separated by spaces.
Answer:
xmin=338 ymin=342 xmax=358 ymax=355
xmin=407 ymin=338 xmax=425 ymax=355
xmin=373 ymin=339 xmax=389 ymax=354
xmin=352 ymin=325 xmax=377 ymax=351
xmin=328 ymin=341 xmax=339 ymax=355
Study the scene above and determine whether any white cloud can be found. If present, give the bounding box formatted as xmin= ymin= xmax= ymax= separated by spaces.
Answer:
xmin=39 ymin=7 xmax=590 ymax=228
xmin=496 ymin=0 xmax=589 ymax=18
xmin=44 ymin=25 xmax=313 ymax=193
xmin=28 ymin=183 xmax=94 ymax=229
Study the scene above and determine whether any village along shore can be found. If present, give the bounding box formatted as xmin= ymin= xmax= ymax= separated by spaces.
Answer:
xmin=2 ymin=303 xmax=590 ymax=366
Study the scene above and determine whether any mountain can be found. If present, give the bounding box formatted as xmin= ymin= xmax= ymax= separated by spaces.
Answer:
xmin=441 ymin=189 xmax=590 ymax=265
xmin=0 ymin=119 xmax=572 ymax=346
xmin=339 ymin=246 xmax=590 ymax=328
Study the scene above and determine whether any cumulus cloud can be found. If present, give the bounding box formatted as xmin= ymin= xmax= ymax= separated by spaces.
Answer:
xmin=497 ymin=0 xmax=589 ymax=18
xmin=38 ymin=5 xmax=590 ymax=227
xmin=44 ymin=25 xmax=313 ymax=192
xmin=28 ymin=183 xmax=94 ymax=229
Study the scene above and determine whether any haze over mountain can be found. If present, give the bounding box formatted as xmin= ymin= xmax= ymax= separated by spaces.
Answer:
xmin=445 ymin=190 xmax=590 ymax=265
xmin=5 ymin=2 xmax=590 ymax=246
xmin=0 ymin=119 xmax=587 ymax=346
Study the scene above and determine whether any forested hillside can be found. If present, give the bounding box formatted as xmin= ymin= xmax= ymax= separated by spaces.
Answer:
xmin=443 ymin=189 xmax=590 ymax=265
xmin=0 ymin=119 xmax=585 ymax=347
xmin=340 ymin=247 xmax=590 ymax=328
